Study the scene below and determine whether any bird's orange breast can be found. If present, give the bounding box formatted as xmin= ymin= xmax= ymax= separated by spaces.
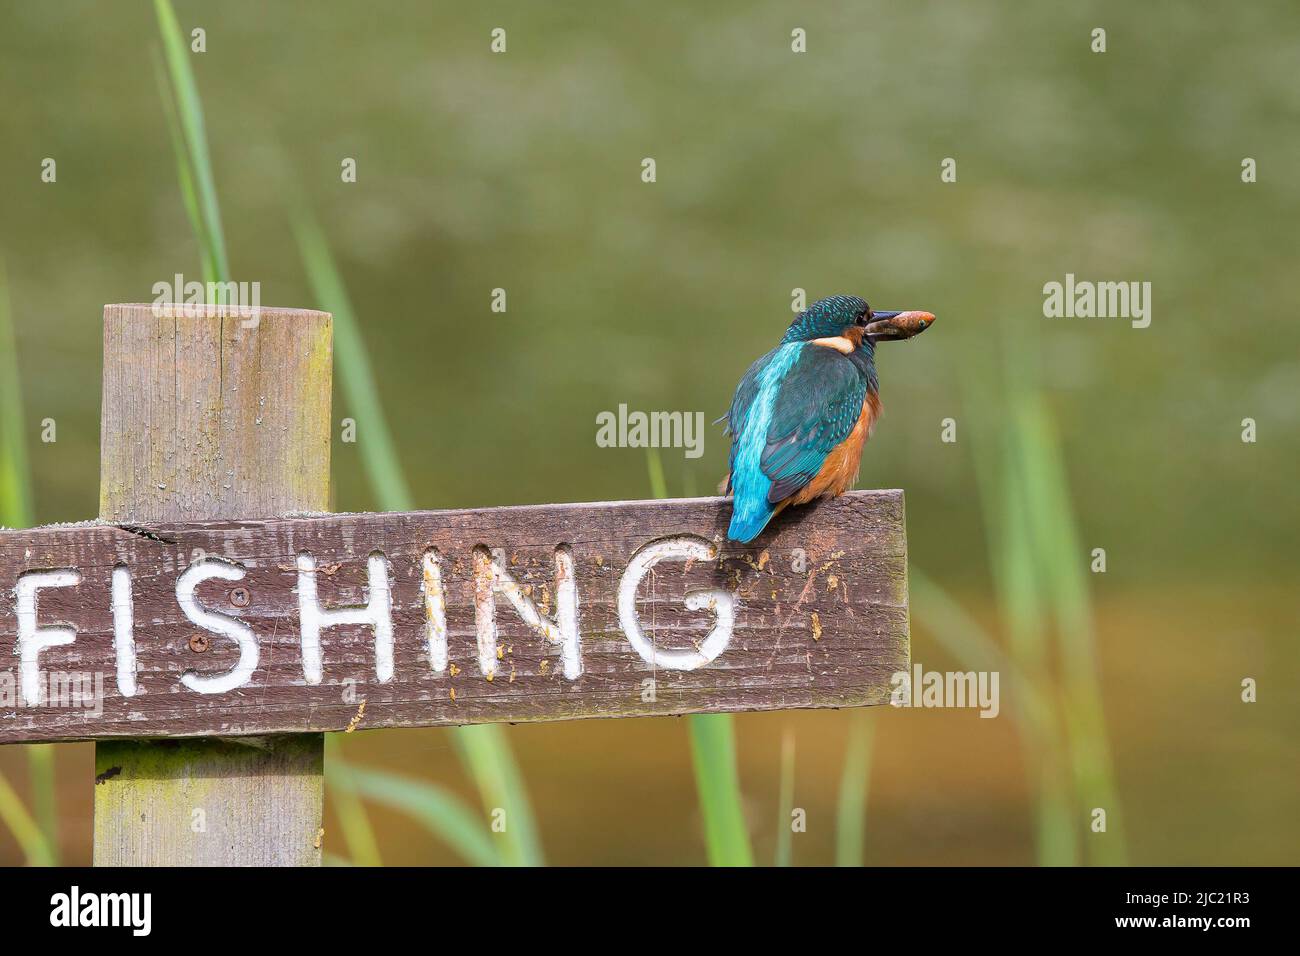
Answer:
xmin=784 ymin=390 xmax=881 ymax=507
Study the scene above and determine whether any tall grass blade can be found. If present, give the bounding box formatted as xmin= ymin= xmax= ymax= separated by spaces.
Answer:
xmin=339 ymin=764 xmax=499 ymax=867
xmin=834 ymin=711 xmax=874 ymax=866
xmin=1014 ymin=400 xmax=1126 ymax=865
xmin=25 ymin=746 xmax=58 ymax=866
xmin=293 ymin=212 xmax=415 ymax=511
xmin=644 ymin=446 xmax=668 ymax=500
xmin=688 ymin=713 xmax=754 ymax=866
xmin=644 ymin=450 xmax=753 ymax=866
xmin=909 ymin=567 xmax=1010 ymax=672
xmin=956 ymin=336 xmax=1078 ymax=866
xmin=991 ymin=410 xmax=1077 ymax=867
xmin=0 ymin=263 xmax=33 ymax=528
xmin=0 ymin=770 xmax=52 ymax=866
xmin=0 ymin=266 xmax=58 ymax=865
xmin=681 ymin=465 xmax=697 ymax=498
xmin=451 ymin=725 xmax=544 ymax=866
xmin=988 ymin=305 xmax=1124 ymax=865
xmin=293 ymin=213 xmax=540 ymax=865
xmin=774 ymin=729 xmax=796 ymax=866
xmin=153 ymin=0 xmax=229 ymax=285
xmin=323 ymin=735 xmax=382 ymax=867
xmin=912 ymin=563 xmax=1080 ymax=865
xmin=150 ymin=10 xmax=532 ymax=868
xmin=909 ymin=567 xmax=1054 ymax=731
xmin=152 ymin=52 xmax=207 ymax=278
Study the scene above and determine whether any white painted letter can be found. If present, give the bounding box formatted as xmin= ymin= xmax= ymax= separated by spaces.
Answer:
xmin=473 ymin=545 xmax=580 ymax=679
xmin=296 ymin=552 xmax=393 ymax=684
xmin=422 ymin=549 xmax=448 ymax=673
xmin=177 ymin=558 xmax=257 ymax=694
xmin=15 ymin=570 xmax=81 ymax=705
xmin=110 ymin=565 xmax=139 ymax=697
xmin=617 ymin=537 xmax=734 ymax=670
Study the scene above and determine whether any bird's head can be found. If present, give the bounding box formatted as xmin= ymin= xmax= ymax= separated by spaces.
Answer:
xmin=781 ymin=294 xmax=935 ymax=348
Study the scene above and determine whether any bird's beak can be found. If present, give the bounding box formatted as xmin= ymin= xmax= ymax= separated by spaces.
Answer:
xmin=864 ymin=310 xmax=936 ymax=342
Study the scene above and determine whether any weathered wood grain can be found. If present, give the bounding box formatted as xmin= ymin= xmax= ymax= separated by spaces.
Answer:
xmin=92 ymin=303 xmax=330 ymax=866
xmin=1 ymin=492 xmax=908 ymax=744
xmin=98 ymin=303 xmax=332 ymax=523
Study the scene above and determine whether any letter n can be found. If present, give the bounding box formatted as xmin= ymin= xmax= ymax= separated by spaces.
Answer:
xmin=473 ymin=545 xmax=580 ymax=680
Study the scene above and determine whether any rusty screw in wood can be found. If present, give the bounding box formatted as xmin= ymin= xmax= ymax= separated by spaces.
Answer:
xmin=188 ymin=633 xmax=210 ymax=653
xmin=230 ymin=586 xmax=250 ymax=607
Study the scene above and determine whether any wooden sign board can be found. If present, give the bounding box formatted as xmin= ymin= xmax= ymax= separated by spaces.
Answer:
xmin=0 ymin=492 xmax=908 ymax=744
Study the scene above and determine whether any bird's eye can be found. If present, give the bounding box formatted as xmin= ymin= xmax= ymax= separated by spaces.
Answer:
xmin=855 ymin=308 xmax=872 ymax=326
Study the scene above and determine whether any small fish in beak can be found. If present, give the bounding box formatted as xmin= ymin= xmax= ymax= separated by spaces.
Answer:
xmin=864 ymin=310 xmax=935 ymax=342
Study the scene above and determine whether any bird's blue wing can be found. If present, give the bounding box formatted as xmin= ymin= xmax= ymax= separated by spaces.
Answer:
xmin=723 ymin=349 xmax=771 ymax=494
xmin=760 ymin=346 xmax=868 ymax=504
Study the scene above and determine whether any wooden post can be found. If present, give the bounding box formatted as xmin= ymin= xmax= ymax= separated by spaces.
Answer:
xmin=93 ymin=303 xmax=332 ymax=866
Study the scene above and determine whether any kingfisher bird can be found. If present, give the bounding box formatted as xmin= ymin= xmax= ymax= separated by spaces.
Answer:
xmin=723 ymin=295 xmax=934 ymax=543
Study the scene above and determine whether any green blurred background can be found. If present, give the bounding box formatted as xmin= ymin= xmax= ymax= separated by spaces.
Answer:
xmin=0 ymin=0 xmax=1296 ymax=865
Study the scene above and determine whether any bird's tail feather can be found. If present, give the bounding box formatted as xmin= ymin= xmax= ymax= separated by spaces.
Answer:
xmin=728 ymin=496 xmax=774 ymax=543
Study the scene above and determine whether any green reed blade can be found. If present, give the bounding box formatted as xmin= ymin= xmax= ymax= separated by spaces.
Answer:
xmin=323 ymin=735 xmax=383 ymax=867
xmin=340 ymin=763 xmax=499 ymax=867
xmin=0 ymin=265 xmax=59 ymax=865
xmin=153 ymin=0 xmax=229 ymax=284
xmin=646 ymin=450 xmax=753 ymax=866
xmin=774 ymin=729 xmax=796 ymax=866
xmin=295 ymin=217 xmax=539 ymax=866
xmin=834 ymin=711 xmax=874 ymax=866
xmin=688 ymin=712 xmax=754 ymax=866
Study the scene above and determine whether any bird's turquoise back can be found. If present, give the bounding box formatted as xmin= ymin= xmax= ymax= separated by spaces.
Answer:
xmin=726 ymin=340 xmax=877 ymax=543
xmin=727 ymin=343 xmax=805 ymax=542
